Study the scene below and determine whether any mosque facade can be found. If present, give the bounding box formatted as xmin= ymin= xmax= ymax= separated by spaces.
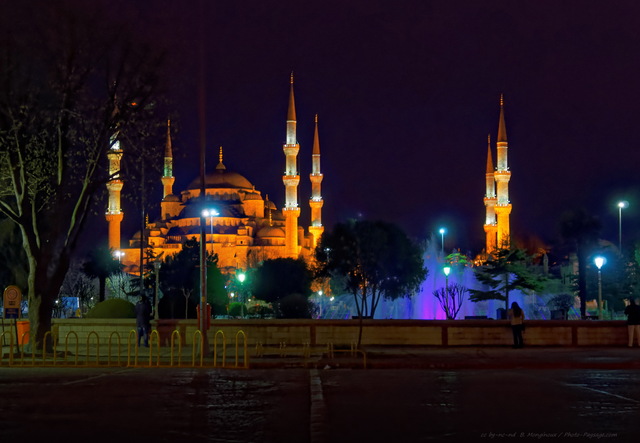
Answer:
xmin=105 ymin=76 xmax=324 ymax=275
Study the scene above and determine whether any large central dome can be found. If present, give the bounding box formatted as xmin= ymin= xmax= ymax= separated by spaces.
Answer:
xmin=187 ymin=159 xmax=253 ymax=190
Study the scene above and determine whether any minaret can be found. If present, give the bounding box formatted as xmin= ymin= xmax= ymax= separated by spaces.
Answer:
xmin=483 ymin=134 xmax=497 ymax=254
xmin=309 ymin=114 xmax=324 ymax=249
xmin=493 ymin=94 xmax=512 ymax=249
xmin=105 ymin=131 xmax=124 ymax=250
xmin=161 ymin=120 xmax=175 ymax=198
xmin=282 ymin=73 xmax=301 ymax=258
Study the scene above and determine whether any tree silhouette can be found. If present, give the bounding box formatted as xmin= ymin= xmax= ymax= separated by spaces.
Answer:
xmin=316 ymin=220 xmax=427 ymax=344
xmin=469 ymin=248 xmax=542 ymax=310
xmin=159 ymin=239 xmax=226 ymax=319
xmin=433 ymin=283 xmax=467 ymax=320
xmin=0 ymin=3 xmax=164 ymax=349
xmin=559 ymin=208 xmax=601 ymax=318
xmin=82 ymin=246 xmax=122 ymax=302
xmin=251 ymin=258 xmax=313 ymax=318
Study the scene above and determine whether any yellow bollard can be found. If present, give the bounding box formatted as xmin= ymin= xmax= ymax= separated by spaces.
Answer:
xmin=170 ymin=330 xmax=182 ymax=367
xmin=0 ymin=331 xmax=14 ymax=366
xmin=127 ymin=330 xmax=137 ymax=367
xmin=108 ymin=332 xmax=122 ymax=367
xmin=235 ymin=330 xmax=248 ymax=369
xmin=213 ymin=330 xmax=226 ymax=368
xmin=86 ymin=331 xmax=100 ymax=366
xmin=148 ymin=330 xmax=160 ymax=367
xmin=65 ymin=331 xmax=79 ymax=366
xmin=192 ymin=330 xmax=204 ymax=367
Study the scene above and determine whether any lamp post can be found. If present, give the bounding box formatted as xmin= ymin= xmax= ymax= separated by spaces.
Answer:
xmin=443 ymin=266 xmax=451 ymax=290
xmin=439 ymin=228 xmax=446 ymax=255
xmin=202 ymin=209 xmax=218 ymax=255
xmin=594 ymin=256 xmax=606 ymax=320
xmin=153 ymin=260 xmax=161 ymax=321
xmin=617 ymin=201 xmax=628 ymax=254
xmin=113 ymin=250 xmax=124 ymax=263
xmin=237 ymin=271 xmax=246 ymax=305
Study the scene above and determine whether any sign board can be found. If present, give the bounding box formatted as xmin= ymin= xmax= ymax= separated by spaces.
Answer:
xmin=3 ymin=285 xmax=22 ymax=319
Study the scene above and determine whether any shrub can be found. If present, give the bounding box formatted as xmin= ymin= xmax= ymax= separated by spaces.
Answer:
xmin=85 ymin=298 xmax=135 ymax=318
xmin=228 ymin=302 xmax=247 ymax=318
xmin=275 ymin=293 xmax=312 ymax=319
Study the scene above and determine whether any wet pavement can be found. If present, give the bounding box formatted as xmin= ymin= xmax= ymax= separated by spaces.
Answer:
xmin=2 ymin=346 xmax=640 ymax=442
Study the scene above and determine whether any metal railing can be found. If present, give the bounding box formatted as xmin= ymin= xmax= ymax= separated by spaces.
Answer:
xmin=0 ymin=328 xmax=249 ymax=368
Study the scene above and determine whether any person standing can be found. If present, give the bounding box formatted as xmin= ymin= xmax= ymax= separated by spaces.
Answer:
xmin=507 ymin=302 xmax=525 ymax=348
xmin=135 ymin=295 xmax=152 ymax=347
xmin=624 ymin=298 xmax=640 ymax=347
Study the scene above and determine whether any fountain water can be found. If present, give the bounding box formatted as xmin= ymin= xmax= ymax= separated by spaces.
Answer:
xmin=315 ymin=239 xmax=547 ymax=320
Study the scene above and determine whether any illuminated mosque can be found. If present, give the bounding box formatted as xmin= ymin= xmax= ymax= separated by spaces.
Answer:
xmin=483 ymin=95 xmax=511 ymax=256
xmin=105 ymin=75 xmax=324 ymax=274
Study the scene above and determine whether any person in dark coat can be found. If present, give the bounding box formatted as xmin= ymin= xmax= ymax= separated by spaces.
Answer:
xmin=507 ymin=302 xmax=525 ymax=348
xmin=135 ymin=295 xmax=152 ymax=347
xmin=624 ymin=298 xmax=640 ymax=347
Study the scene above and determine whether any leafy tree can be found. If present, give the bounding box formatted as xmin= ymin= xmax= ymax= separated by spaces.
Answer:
xmin=82 ymin=246 xmax=122 ymax=302
xmin=433 ymin=283 xmax=467 ymax=320
xmin=559 ymin=208 xmax=602 ymax=318
xmin=469 ymin=248 xmax=543 ymax=311
xmin=251 ymin=258 xmax=313 ymax=318
xmin=0 ymin=3 xmax=164 ymax=349
xmin=159 ymin=239 xmax=226 ymax=319
xmin=316 ymin=220 xmax=427 ymax=339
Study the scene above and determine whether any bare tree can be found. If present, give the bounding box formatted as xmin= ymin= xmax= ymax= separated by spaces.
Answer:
xmin=433 ymin=283 xmax=467 ymax=320
xmin=0 ymin=3 xmax=164 ymax=349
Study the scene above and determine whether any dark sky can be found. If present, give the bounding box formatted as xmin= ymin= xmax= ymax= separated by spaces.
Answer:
xmin=128 ymin=0 xmax=640 ymax=253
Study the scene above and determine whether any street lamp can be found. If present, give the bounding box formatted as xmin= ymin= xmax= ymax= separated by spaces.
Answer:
xmin=594 ymin=256 xmax=606 ymax=320
xmin=439 ymin=228 xmax=446 ymax=255
xmin=202 ymin=209 xmax=219 ymax=255
xmin=153 ymin=260 xmax=161 ymax=321
xmin=113 ymin=250 xmax=124 ymax=262
xmin=617 ymin=201 xmax=629 ymax=254
xmin=443 ymin=266 xmax=451 ymax=290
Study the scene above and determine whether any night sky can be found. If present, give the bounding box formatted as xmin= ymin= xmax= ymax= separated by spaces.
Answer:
xmin=104 ymin=1 xmax=640 ymax=253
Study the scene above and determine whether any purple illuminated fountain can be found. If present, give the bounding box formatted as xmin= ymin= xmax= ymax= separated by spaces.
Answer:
xmin=316 ymin=239 xmax=544 ymax=320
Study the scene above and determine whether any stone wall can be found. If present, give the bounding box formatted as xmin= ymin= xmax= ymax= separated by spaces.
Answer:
xmin=48 ymin=319 xmax=630 ymax=347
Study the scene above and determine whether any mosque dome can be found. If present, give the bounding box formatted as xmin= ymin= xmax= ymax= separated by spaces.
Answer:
xmin=257 ymin=226 xmax=285 ymax=238
xmin=162 ymin=194 xmax=181 ymax=202
xmin=187 ymin=168 xmax=253 ymax=191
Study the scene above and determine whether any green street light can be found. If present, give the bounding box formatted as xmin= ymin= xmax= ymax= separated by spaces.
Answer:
xmin=594 ymin=256 xmax=606 ymax=320
xmin=237 ymin=271 xmax=247 ymax=305
xmin=443 ymin=266 xmax=451 ymax=289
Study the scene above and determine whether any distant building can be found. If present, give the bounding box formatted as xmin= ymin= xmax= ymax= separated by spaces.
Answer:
xmin=106 ymin=75 xmax=324 ymax=274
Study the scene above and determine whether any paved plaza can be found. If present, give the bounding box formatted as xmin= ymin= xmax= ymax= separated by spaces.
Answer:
xmin=1 ymin=346 xmax=639 ymax=442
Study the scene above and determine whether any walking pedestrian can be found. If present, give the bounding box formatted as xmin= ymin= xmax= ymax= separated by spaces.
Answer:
xmin=135 ymin=295 xmax=152 ymax=347
xmin=624 ymin=298 xmax=640 ymax=347
xmin=507 ymin=301 xmax=525 ymax=348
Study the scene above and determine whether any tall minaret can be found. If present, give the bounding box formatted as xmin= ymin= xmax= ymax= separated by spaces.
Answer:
xmin=161 ymin=120 xmax=175 ymax=198
xmin=483 ymin=134 xmax=497 ymax=254
xmin=309 ymin=114 xmax=324 ymax=249
xmin=493 ymin=94 xmax=512 ymax=249
xmin=283 ymin=73 xmax=301 ymax=258
xmin=106 ymin=131 xmax=124 ymax=251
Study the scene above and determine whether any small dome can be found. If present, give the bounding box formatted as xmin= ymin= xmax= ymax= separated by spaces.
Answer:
xmin=244 ymin=192 xmax=262 ymax=201
xmin=163 ymin=194 xmax=181 ymax=202
xmin=257 ymin=226 xmax=285 ymax=238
